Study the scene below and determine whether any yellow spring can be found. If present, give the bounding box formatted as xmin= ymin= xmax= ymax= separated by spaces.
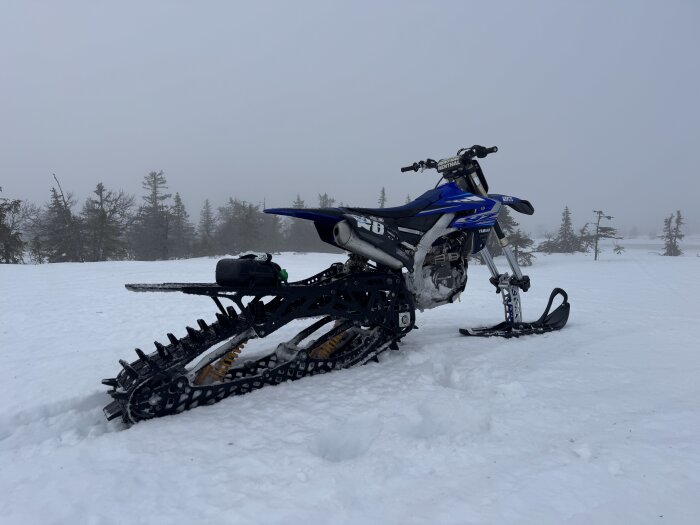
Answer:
xmin=194 ymin=343 xmax=245 ymax=385
xmin=309 ymin=333 xmax=344 ymax=360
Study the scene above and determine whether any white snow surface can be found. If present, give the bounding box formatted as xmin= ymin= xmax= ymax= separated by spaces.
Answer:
xmin=1 ymin=249 xmax=699 ymax=524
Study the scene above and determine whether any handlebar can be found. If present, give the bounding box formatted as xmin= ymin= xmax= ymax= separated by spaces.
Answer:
xmin=470 ymin=145 xmax=498 ymax=158
xmin=400 ymin=145 xmax=498 ymax=173
xmin=400 ymin=159 xmax=438 ymax=173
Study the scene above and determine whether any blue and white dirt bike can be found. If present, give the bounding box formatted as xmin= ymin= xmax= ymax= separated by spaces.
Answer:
xmin=103 ymin=145 xmax=570 ymax=425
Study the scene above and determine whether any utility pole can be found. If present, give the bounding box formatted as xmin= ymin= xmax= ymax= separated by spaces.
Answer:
xmin=593 ymin=210 xmax=613 ymax=261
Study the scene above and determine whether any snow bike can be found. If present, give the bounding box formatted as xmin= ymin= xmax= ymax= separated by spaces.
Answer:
xmin=103 ymin=145 xmax=570 ymax=424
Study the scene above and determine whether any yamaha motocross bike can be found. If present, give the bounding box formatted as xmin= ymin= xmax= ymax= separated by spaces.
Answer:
xmin=103 ymin=145 xmax=570 ymax=425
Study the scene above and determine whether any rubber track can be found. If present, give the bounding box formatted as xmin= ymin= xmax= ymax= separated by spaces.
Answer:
xmin=103 ymin=311 xmax=398 ymax=425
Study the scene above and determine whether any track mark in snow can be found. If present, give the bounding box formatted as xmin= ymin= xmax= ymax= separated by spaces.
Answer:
xmin=310 ymin=415 xmax=382 ymax=462
xmin=494 ymin=381 xmax=528 ymax=400
xmin=0 ymin=392 xmax=117 ymax=452
xmin=400 ymin=402 xmax=491 ymax=439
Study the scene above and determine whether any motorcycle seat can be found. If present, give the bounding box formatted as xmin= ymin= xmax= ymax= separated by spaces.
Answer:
xmin=347 ymin=198 xmax=432 ymax=219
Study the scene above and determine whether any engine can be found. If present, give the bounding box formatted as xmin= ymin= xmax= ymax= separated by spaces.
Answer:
xmin=412 ymin=232 xmax=470 ymax=310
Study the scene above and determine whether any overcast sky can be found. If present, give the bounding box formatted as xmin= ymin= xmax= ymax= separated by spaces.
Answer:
xmin=2 ymin=1 xmax=699 ymax=235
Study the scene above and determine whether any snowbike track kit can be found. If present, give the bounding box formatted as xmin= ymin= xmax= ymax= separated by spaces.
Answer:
xmin=103 ymin=145 xmax=570 ymax=425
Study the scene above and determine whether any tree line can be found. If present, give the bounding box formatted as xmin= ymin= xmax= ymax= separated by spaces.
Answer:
xmin=0 ymin=173 xmax=346 ymax=264
xmin=536 ymin=206 xmax=685 ymax=257
xmin=0 ymin=178 xmax=688 ymax=264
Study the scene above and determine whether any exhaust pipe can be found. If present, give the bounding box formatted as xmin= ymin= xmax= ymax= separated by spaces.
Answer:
xmin=333 ymin=220 xmax=403 ymax=269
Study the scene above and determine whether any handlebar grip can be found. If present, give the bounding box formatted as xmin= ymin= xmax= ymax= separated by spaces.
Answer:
xmin=400 ymin=164 xmax=418 ymax=173
xmin=473 ymin=145 xmax=498 ymax=158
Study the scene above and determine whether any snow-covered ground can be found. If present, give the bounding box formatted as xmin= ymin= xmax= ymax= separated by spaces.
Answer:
xmin=1 ymin=244 xmax=699 ymax=524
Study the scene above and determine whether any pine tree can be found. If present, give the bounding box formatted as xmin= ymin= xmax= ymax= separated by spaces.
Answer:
xmin=557 ymin=206 xmax=577 ymax=252
xmin=672 ymin=210 xmax=684 ymax=253
xmin=215 ymin=198 xmax=267 ymax=254
xmin=318 ymin=193 xmax=335 ymax=208
xmin=81 ymin=183 xmax=134 ymax=261
xmin=661 ymin=210 xmax=684 ymax=256
xmin=169 ymin=193 xmax=195 ymax=258
xmin=578 ymin=223 xmax=595 ymax=254
xmin=283 ymin=194 xmax=335 ymax=253
xmin=0 ymin=190 xmax=25 ymax=263
xmin=32 ymin=179 xmax=84 ymax=263
xmin=130 ymin=171 xmax=172 ymax=260
xmin=259 ymin=210 xmax=283 ymax=252
xmin=287 ymin=194 xmax=312 ymax=251
xmin=537 ymin=206 xmax=579 ymax=254
xmin=196 ymin=199 xmax=217 ymax=256
xmin=509 ymin=228 xmax=535 ymax=266
xmin=378 ymin=187 xmax=387 ymax=208
xmin=590 ymin=210 xmax=619 ymax=260
xmin=17 ymin=202 xmax=46 ymax=264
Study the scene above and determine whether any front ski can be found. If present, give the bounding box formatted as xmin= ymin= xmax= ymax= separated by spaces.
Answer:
xmin=460 ymin=288 xmax=569 ymax=338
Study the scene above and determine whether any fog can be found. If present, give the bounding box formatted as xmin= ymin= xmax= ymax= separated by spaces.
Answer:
xmin=2 ymin=1 xmax=699 ymax=234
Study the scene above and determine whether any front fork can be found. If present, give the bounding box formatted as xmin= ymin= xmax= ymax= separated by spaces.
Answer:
xmin=478 ymin=222 xmax=530 ymax=325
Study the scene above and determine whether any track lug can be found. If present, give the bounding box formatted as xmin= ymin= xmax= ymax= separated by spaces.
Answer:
xmin=135 ymin=348 xmax=158 ymax=371
xmin=101 ymin=378 xmax=118 ymax=387
xmin=167 ymin=333 xmax=179 ymax=346
xmin=216 ymin=312 xmax=231 ymax=327
xmin=110 ymin=390 xmax=129 ymax=400
xmin=226 ymin=306 xmax=237 ymax=319
xmin=154 ymin=341 xmax=169 ymax=358
xmin=103 ymin=401 xmax=124 ymax=421
xmin=186 ymin=326 xmax=202 ymax=342
xmin=197 ymin=319 xmax=209 ymax=331
xmin=119 ymin=359 xmax=139 ymax=379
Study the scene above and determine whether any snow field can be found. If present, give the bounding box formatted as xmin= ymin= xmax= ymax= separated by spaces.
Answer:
xmin=1 ymin=248 xmax=699 ymax=524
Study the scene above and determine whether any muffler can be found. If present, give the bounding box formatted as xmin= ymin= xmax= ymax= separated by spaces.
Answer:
xmin=333 ymin=220 xmax=403 ymax=269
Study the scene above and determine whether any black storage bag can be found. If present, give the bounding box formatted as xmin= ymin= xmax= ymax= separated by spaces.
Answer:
xmin=215 ymin=255 xmax=281 ymax=287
